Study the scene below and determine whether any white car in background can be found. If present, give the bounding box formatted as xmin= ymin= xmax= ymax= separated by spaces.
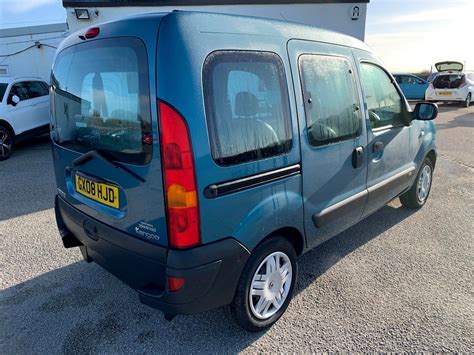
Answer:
xmin=425 ymin=61 xmax=474 ymax=107
xmin=0 ymin=77 xmax=50 ymax=160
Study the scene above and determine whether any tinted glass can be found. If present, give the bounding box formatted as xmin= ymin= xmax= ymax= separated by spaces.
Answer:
xmin=299 ymin=55 xmax=361 ymax=146
xmin=26 ymin=81 xmax=48 ymax=98
xmin=51 ymin=37 xmax=151 ymax=165
xmin=0 ymin=83 xmax=7 ymax=102
xmin=9 ymin=82 xmax=30 ymax=101
xmin=400 ymin=76 xmax=422 ymax=84
xmin=360 ymin=63 xmax=405 ymax=129
xmin=433 ymin=74 xmax=464 ymax=89
xmin=204 ymin=51 xmax=292 ymax=166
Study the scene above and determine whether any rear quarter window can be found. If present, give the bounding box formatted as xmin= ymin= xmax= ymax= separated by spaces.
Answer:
xmin=203 ymin=51 xmax=292 ymax=166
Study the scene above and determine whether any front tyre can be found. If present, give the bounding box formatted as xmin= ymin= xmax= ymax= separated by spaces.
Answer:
xmin=0 ymin=125 xmax=14 ymax=161
xmin=225 ymin=236 xmax=297 ymax=332
xmin=400 ymin=157 xmax=434 ymax=209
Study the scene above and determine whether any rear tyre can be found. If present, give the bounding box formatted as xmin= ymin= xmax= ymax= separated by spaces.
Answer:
xmin=400 ymin=157 xmax=434 ymax=209
xmin=462 ymin=93 xmax=471 ymax=107
xmin=225 ymin=236 xmax=297 ymax=332
xmin=0 ymin=125 xmax=14 ymax=161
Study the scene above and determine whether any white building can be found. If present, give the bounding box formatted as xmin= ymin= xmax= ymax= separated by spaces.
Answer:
xmin=0 ymin=23 xmax=68 ymax=81
xmin=0 ymin=1 xmax=369 ymax=82
xmin=64 ymin=0 xmax=369 ymax=40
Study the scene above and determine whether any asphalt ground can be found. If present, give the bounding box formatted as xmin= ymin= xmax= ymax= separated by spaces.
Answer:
xmin=1 ymin=104 xmax=473 ymax=353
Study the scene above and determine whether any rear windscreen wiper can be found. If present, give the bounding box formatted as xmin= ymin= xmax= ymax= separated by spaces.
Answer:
xmin=72 ymin=150 xmax=145 ymax=183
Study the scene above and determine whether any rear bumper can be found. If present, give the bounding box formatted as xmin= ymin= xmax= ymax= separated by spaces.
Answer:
xmin=425 ymin=89 xmax=467 ymax=101
xmin=55 ymin=196 xmax=250 ymax=315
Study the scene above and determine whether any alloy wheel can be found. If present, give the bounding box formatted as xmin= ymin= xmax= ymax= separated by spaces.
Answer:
xmin=417 ymin=164 xmax=432 ymax=203
xmin=0 ymin=128 xmax=12 ymax=158
xmin=249 ymin=251 xmax=293 ymax=320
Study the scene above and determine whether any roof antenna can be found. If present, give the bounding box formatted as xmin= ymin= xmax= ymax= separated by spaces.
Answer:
xmin=280 ymin=12 xmax=287 ymax=21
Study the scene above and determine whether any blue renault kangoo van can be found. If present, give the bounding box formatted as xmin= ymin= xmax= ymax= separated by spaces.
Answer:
xmin=51 ymin=11 xmax=438 ymax=331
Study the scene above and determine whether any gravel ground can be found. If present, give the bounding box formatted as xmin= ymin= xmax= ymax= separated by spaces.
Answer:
xmin=1 ymin=104 xmax=473 ymax=353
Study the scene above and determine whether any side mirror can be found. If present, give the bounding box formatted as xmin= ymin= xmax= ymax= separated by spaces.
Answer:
xmin=10 ymin=95 xmax=20 ymax=106
xmin=414 ymin=102 xmax=438 ymax=121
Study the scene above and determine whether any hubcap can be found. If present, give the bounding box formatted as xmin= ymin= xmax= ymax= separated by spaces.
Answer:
xmin=249 ymin=251 xmax=292 ymax=320
xmin=417 ymin=164 xmax=432 ymax=203
xmin=0 ymin=129 xmax=12 ymax=157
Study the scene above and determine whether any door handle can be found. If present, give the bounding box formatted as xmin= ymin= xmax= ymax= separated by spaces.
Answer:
xmin=373 ymin=141 xmax=384 ymax=153
xmin=418 ymin=130 xmax=425 ymax=139
xmin=352 ymin=146 xmax=364 ymax=169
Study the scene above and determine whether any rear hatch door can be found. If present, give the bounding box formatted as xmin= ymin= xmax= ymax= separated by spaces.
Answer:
xmin=435 ymin=61 xmax=463 ymax=72
xmin=51 ymin=17 xmax=168 ymax=247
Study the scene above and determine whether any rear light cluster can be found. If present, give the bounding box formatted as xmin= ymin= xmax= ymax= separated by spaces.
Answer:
xmin=159 ymin=101 xmax=200 ymax=249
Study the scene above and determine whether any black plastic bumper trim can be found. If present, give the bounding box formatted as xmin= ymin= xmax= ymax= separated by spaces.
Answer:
xmin=55 ymin=196 xmax=250 ymax=315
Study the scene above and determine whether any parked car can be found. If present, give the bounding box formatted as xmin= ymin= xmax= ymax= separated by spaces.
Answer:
xmin=0 ymin=77 xmax=50 ymax=160
xmin=51 ymin=11 xmax=438 ymax=332
xmin=425 ymin=61 xmax=473 ymax=107
xmin=393 ymin=74 xmax=430 ymax=100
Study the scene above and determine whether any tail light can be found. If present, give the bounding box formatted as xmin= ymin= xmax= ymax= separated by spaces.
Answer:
xmin=159 ymin=101 xmax=200 ymax=249
xmin=459 ymin=76 xmax=466 ymax=88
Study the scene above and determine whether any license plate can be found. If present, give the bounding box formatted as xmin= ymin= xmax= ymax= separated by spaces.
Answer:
xmin=75 ymin=174 xmax=119 ymax=208
xmin=438 ymin=92 xmax=452 ymax=96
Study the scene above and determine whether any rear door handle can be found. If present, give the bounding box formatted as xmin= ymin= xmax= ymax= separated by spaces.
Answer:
xmin=418 ymin=130 xmax=425 ymax=138
xmin=352 ymin=146 xmax=364 ymax=169
xmin=373 ymin=141 xmax=384 ymax=153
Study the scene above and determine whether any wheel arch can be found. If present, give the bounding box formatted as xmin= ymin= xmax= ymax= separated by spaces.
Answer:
xmin=0 ymin=119 xmax=15 ymax=137
xmin=260 ymin=227 xmax=305 ymax=256
xmin=426 ymin=149 xmax=437 ymax=168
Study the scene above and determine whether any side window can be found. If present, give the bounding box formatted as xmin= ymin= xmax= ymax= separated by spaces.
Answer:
xmin=9 ymin=82 xmax=30 ymax=102
xmin=203 ymin=51 xmax=292 ymax=166
xmin=26 ymin=81 xmax=49 ymax=99
xmin=394 ymin=76 xmax=402 ymax=84
xmin=40 ymin=82 xmax=50 ymax=94
xmin=360 ymin=63 xmax=405 ymax=129
xmin=299 ymin=54 xmax=361 ymax=146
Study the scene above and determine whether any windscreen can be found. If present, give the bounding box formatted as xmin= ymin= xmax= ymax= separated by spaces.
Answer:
xmin=51 ymin=37 xmax=152 ymax=165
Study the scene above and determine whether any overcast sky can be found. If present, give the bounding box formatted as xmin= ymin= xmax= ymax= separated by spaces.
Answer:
xmin=1 ymin=0 xmax=473 ymax=72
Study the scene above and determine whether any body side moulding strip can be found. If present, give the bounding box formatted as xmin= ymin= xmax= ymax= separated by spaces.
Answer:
xmin=204 ymin=164 xmax=301 ymax=198
xmin=313 ymin=166 xmax=416 ymax=228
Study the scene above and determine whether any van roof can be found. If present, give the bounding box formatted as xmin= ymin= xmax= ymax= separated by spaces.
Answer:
xmin=128 ymin=10 xmax=374 ymax=53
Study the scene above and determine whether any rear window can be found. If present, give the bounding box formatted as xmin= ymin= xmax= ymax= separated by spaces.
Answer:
xmin=203 ymin=51 xmax=292 ymax=166
xmin=51 ymin=37 xmax=152 ymax=165
xmin=433 ymin=74 xmax=464 ymax=89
